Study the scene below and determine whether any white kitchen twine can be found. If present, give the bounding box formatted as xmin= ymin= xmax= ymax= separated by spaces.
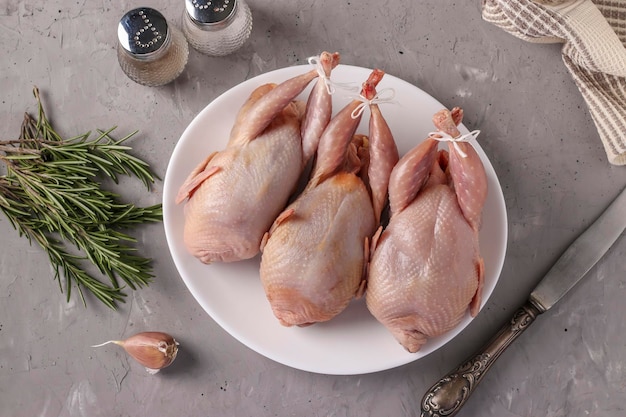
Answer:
xmin=308 ymin=55 xmax=358 ymax=95
xmin=350 ymin=88 xmax=397 ymax=119
xmin=428 ymin=129 xmax=481 ymax=158
xmin=307 ymin=56 xmax=398 ymax=116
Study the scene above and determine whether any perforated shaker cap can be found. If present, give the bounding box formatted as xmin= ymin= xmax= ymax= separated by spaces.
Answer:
xmin=118 ymin=7 xmax=170 ymax=56
xmin=185 ymin=0 xmax=237 ymax=25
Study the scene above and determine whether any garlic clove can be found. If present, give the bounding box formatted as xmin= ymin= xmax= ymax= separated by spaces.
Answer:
xmin=93 ymin=331 xmax=179 ymax=374
xmin=119 ymin=331 xmax=179 ymax=372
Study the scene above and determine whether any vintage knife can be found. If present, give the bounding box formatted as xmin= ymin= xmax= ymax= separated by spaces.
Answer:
xmin=420 ymin=186 xmax=626 ymax=417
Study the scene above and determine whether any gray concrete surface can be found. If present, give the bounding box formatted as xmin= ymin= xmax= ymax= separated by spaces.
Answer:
xmin=1 ymin=1 xmax=625 ymax=416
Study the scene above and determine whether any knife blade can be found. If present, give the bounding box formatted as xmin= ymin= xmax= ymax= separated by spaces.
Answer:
xmin=530 ymin=186 xmax=626 ymax=311
xmin=420 ymin=185 xmax=626 ymax=417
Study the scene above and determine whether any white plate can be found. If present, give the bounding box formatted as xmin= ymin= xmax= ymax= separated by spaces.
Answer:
xmin=163 ymin=64 xmax=508 ymax=375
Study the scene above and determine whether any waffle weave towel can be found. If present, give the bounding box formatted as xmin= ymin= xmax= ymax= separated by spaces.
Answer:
xmin=482 ymin=0 xmax=626 ymax=165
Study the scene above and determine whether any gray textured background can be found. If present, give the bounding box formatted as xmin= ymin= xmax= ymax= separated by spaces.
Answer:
xmin=1 ymin=1 xmax=625 ymax=416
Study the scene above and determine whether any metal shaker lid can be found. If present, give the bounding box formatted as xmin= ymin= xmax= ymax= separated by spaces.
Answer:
xmin=185 ymin=0 xmax=237 ymax=25
xmin=118 ymin=8 xmax=170 ymax=56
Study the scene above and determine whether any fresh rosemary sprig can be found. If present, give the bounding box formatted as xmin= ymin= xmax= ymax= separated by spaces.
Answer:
xmin=0 ymin=87 xmax=163 ymax=309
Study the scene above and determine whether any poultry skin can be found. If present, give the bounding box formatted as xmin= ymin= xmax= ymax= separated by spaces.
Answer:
xmin=176 ymin=52 xmax=339 ymax=263
xmin=366 ymin=107 xmax=487 ymax=352
xmin=260 ymin=69 xmax=398 ymax=326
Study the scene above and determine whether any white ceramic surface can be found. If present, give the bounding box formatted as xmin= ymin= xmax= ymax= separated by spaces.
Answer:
xmin=163 ymin=64 xmax=508 ymax=375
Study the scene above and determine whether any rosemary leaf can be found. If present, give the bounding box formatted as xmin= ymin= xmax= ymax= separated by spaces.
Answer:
xmin=0 ymin=87 xmax=162 ymax=309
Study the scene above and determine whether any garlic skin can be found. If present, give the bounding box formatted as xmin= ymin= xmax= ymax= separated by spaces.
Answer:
xmin=93 ymin=331 xmax=179 ymax=374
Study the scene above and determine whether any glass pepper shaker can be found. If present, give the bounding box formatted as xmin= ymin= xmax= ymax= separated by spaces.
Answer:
xmin=117 ymin=7 xmax=189 ymax=87
xmin=182 ymin=0 xmax=253 ymax=56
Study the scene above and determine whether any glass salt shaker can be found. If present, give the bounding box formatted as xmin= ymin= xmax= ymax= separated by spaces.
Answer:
xmin=182 ymin=0 xmax=253 ymax=56
xmin=117 ymin=7 xmax=189 ymax=87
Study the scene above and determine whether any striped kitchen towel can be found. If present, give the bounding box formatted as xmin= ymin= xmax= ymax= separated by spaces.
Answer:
xmin=482 ymin=0 xmax=626 ymax=165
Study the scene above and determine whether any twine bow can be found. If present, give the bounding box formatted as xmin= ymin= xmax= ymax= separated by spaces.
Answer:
xmin=350 ymin=88 xmax=397 ymax=119
xmin=428 ymin=129 xmax=481 ymax=158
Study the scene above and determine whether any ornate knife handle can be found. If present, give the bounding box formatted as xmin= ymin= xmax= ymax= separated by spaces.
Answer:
xmin=420 ymin=302 xmax=542 ymax=417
